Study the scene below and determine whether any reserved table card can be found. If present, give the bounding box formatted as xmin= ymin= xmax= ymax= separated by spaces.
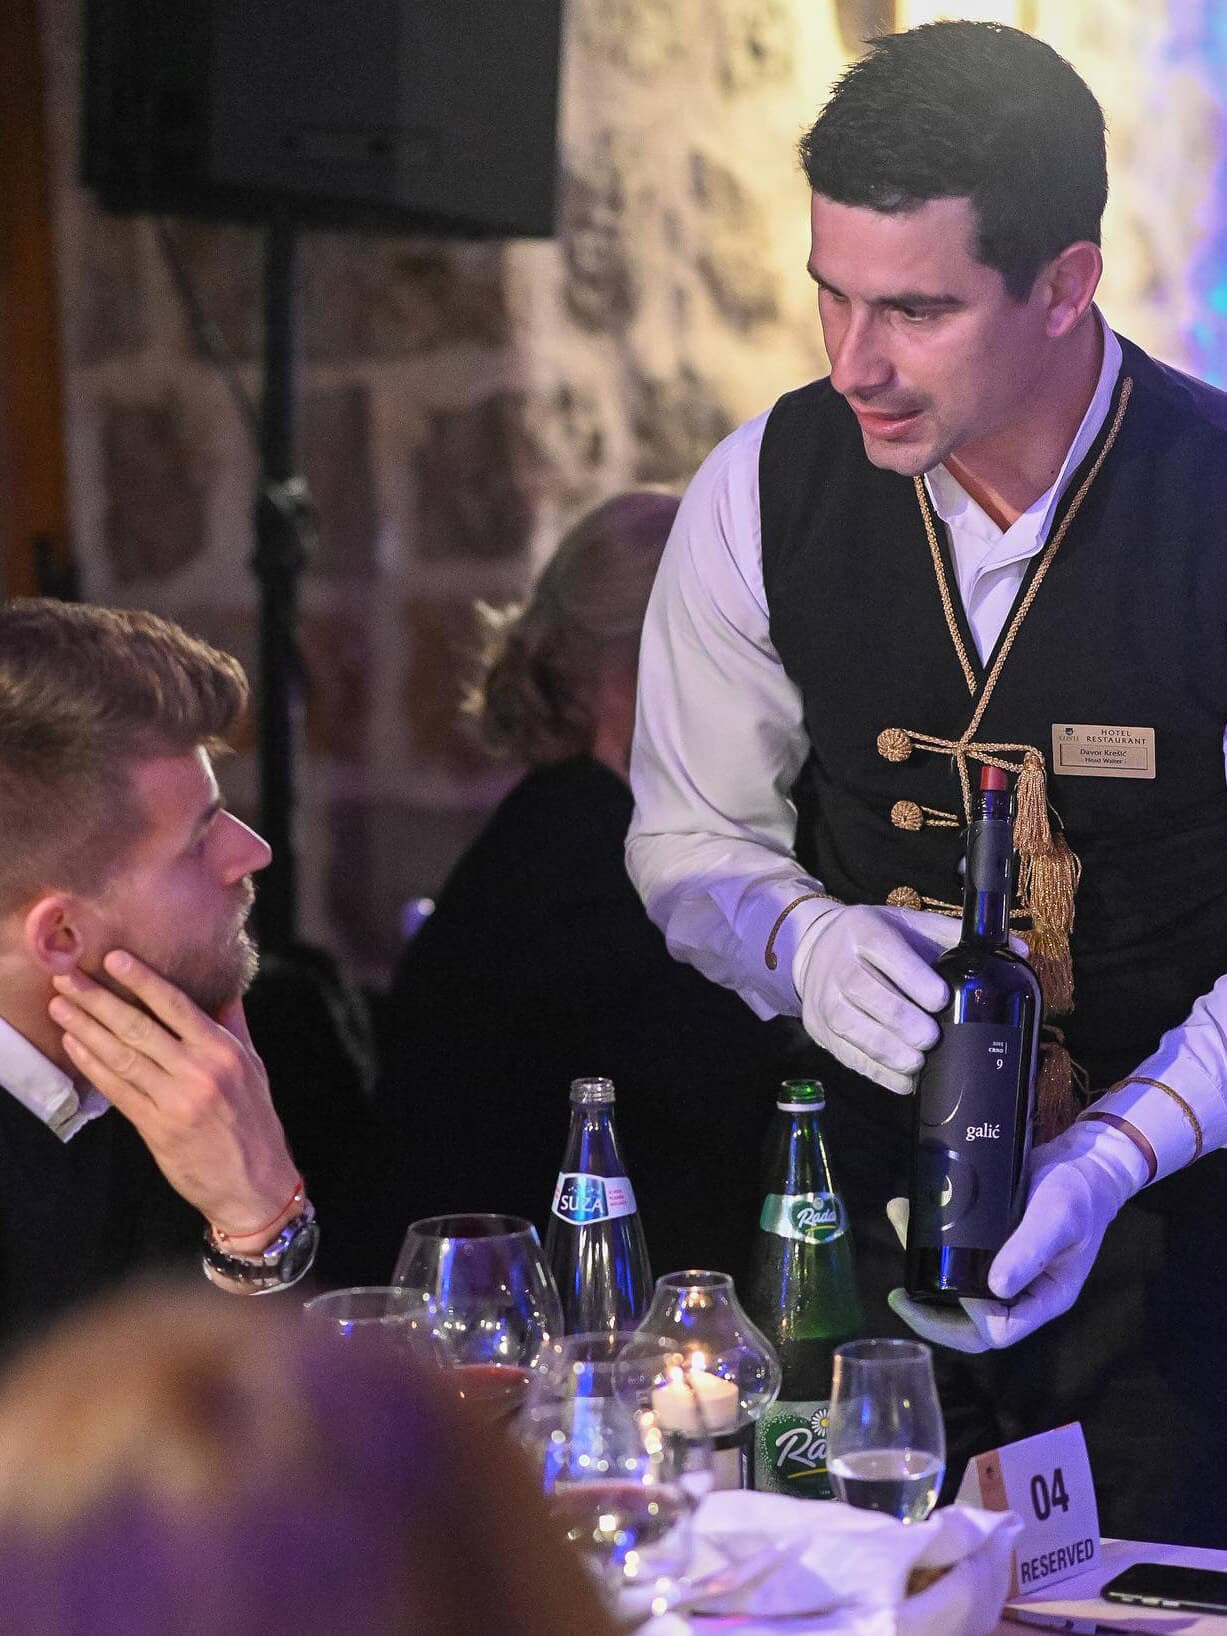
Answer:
xmin=956 ymin=1421 xmax=1100 ymax=1596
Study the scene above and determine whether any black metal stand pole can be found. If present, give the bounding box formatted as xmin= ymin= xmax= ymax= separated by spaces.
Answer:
xmin=251 ymin=211 xmax=310 ymax=954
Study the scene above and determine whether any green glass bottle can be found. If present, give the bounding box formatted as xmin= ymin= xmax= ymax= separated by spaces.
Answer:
xmin=745 ymin=1079 xmax=863 ymax=1498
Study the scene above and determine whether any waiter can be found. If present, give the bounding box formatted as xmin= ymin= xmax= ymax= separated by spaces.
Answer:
xmin=628 ymin=20 xmax=1227 ymax=1543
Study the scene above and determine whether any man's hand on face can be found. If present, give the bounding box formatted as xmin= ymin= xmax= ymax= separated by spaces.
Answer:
xmin=48 ymin=951 xmax=299 ymax=1248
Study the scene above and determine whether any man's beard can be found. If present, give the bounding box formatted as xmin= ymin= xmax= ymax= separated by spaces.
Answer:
xmin=97 ymin=883 xmax=260 ymax=1025
xmin=158 ymin=921 xmax=260 ymax=1020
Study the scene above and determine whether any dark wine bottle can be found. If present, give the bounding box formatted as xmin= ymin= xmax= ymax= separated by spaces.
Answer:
xmin=905 ymin=764 xmax=1042 ymax=1303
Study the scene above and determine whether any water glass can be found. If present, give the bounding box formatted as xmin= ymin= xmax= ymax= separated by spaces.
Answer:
xmin=826 ymin=1338 xmax=945 ymax=1523
xmin=519 ymin=1332 xmax=710 ymax=1597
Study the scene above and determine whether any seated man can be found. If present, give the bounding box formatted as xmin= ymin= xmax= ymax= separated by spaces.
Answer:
xmin=0 ymin=598 xmax=316 ymax=1345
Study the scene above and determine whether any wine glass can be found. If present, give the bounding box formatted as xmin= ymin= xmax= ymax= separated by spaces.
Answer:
xmin=525 ymin=1328 xmax=634 ymax=1415
xmin=302 ymin=1285 xmax=447 ymax=1366
xmin=826 ymin=1338 xmax=946 ymax=1523
xmin=393 ymin=1213 xmax=563 ymax=1423
xmin=520 ymin=1332 xmax=712 ymax=1600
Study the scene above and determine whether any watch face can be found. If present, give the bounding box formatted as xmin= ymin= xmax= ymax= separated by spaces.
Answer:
xmin=278 ymin=1220 xmax=321 ymax=1285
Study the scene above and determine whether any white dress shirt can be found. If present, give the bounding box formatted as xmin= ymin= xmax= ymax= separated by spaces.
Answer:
xmin=0 ymin=1017 xmax=110 ymax=1142
xmin=627 ymin=314 xmax=1227 ymax=1176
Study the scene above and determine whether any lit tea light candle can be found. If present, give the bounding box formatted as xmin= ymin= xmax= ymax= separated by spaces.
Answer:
xmin=650 ymin=1352 xmax=740 ymax=1436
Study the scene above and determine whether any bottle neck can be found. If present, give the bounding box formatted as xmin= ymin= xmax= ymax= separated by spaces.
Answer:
xmin=765 ymin=1108 xmax=835 ymax=1196
xmin=562 ymin=1104 xmax=622 ymax=1172
xmin=960 ymin=787 xmax=1013 ymax=949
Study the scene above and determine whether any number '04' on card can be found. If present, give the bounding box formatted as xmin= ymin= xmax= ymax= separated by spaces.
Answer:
xmin=956 ymin=1421 xmax=1100 ymax=1595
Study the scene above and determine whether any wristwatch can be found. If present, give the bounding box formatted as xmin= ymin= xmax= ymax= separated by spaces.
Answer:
xmin=201 ymin=1198 xmax=319 ymax=1293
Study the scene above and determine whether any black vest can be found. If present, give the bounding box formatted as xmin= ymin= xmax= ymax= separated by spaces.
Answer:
xmin=760 ymin=335 xmax=1227 ymax=1092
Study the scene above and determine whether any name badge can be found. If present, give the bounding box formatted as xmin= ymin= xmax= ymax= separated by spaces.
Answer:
xmin=956 ymin=1421 xmax=1100 ymax=1595
xmin=1051 ymin=723 xmax=1155 ymax=779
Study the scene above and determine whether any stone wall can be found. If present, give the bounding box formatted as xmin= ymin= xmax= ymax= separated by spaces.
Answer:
xmin=34 ymin=0 xmax=1226 ymax=981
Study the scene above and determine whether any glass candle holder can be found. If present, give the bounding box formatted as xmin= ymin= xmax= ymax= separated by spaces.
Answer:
xmin=619 ymin=1270 xmax=781 ymax=1489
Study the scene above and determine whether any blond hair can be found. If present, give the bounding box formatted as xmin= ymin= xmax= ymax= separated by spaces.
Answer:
xmin=0 ymin=1284 xmax=617 ymax=1636
xmin=474 ymin=490 xmax=678 ymax=763
xmin=0 ymin=600 xmax=248 ymax=914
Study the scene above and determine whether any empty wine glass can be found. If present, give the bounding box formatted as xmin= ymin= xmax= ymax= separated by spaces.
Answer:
xmin=520 ymin=1331 xmax=711 ymax=1599
xmin=524 ymin=1328 xmax=635 ymax=1417
xmin=302 ymin=1285 xmax=447 ymax=1366
xmin=826 ymin=1338 xmax=945 ymax=1523
xmin=393 ymin=1213 xmax=563 ymax=1423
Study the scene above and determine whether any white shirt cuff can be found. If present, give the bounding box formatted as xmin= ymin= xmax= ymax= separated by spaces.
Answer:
xmin=1088 ymin=1054 xmax=1227 ymax=1183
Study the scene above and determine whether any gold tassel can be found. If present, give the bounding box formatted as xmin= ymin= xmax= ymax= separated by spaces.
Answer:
xmin=1035 ymin=1028 xmax=1090 ymax=1143
xmin=1018 ymin=835 xmax=1081 ymax=1015
xmin=1012 ymin=749 xmax=1052 ymax=857
xmin=1027 ymin=941 xmax=1074 ymax=1017
xmin=1012 ymin=749 xmax=1081 ymax=1017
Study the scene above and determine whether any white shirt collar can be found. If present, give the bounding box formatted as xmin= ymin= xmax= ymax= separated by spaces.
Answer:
xmin=924 ymin=311 xmax=1123 ymax=567
xmin=0 ymin=1016 xmax=110 ymax=1142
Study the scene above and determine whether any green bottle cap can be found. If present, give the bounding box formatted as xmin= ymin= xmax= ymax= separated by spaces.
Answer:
xmin=777 ymin=1079 xmax=825 ymax=1110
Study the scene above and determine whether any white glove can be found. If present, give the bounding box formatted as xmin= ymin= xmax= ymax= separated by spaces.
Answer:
xmin=793 ymin=904 xmax=962 ymax=1094
xmin=885 ymin=1120 xmax=1149 ymax=1352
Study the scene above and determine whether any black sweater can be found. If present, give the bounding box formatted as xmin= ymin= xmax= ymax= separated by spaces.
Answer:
xmin=0 ymin=1090 xmax=200 ymax=1353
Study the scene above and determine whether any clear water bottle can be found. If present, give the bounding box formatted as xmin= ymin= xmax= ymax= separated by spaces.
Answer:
xmin=544 ymin=1077 xmax=652 ymax=1334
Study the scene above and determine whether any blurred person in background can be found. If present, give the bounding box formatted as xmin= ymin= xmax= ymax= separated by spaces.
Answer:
xmin=0 ymin=600 xmax=316 ymax=1344
xmin=371 ymin=492 xmax=814 ymax=1286
xmin=0 ymin=1283 xmax=616 ymax=1636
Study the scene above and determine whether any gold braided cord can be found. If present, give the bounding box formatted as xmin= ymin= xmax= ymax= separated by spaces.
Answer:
xmin=878 ymin=728 xmax=1049 ymax=826
xmin=763 ymin=891 xmax=836 ymax=971
xmin=903 ymin=375 xmax=1134 ymax=824
xmin=962 ymin=375 xmax=1133 ymax=742
xmin=916 ymin=803 xmax=959 ymax=827
xmin=1107 ymin=1074 xmax=1205 ymax=1163
xmin=914 ymin=894 xmax=960 ymax=916
xmin=888 ymin=886 xmax=1033 ymax=922
xmin=883 ymin=380 xmax=1133 ymax=1061
xmin=1078 ymin=1111 xmax=1158 ymax=1183
xmin=912 ymin=374 xmax=1134 ymax=750
xmin=915 ymin=490 xmax=978 ymax=697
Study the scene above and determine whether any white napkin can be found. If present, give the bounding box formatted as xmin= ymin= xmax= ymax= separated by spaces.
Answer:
xmin=636 ymin=1492 xmax=1022 ymax=1636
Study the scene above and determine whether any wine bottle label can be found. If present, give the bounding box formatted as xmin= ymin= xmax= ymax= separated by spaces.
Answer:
xmin=550 ymin=1172 xmax=638 ymax=1224
xmin=759 ymin=1191 xmax=847 ymax=1244
xmin=754 ymin=1399 xmax=832 ymax=1499
xmin=914 ymin=1021 xmax=1027 ymax=1251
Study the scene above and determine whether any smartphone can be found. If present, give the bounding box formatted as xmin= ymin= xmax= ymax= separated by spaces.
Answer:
xmin=1102 ymin=1561 xmax=1227 ymax=1614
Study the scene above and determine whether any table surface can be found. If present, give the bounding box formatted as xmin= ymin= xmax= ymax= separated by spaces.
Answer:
xmin=645 ymin=1533 xmax=1227 ymax=1634
xmin=993 ymin=1538 xmax=1227 ymax=1634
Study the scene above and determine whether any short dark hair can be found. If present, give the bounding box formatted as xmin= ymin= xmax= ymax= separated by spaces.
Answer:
xmin=0 ymin=599 xmax=248 ymax=912
xmin=799 ymin=21 xmax=1108 ymax=301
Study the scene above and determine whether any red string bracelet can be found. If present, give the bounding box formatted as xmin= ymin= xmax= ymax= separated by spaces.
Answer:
xmin=210 ymin=1177 xmax=306 ymax=1246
